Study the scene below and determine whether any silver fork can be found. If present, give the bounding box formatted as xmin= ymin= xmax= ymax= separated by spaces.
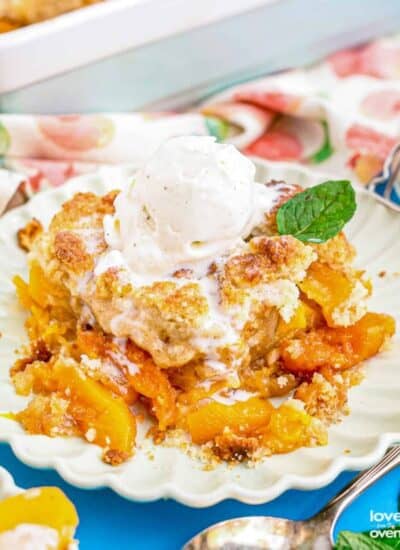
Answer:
xmin=183 ymin=446 xmax=400 ymax=549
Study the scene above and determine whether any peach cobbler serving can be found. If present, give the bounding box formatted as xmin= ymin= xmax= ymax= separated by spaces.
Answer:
xmin=11 ymin=137 xmax=395 ymax=465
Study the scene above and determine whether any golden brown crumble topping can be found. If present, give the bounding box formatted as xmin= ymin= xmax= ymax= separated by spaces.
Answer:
xmin=17 ymin=218 xmax=43 ymax=252
xmin=9 ymin=180 xmax=395 ymax=465
xmin=54 ymin=231 xmax=94 ymax=273
xmin=311 ymin=232 xmax=356 ymax=270
xmin=254 ymin=181 xmax=302 ymax=235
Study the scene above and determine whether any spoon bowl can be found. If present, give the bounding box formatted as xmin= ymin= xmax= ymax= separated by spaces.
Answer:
xmin=183 ymin=446 xmax=400 ymax=550
xmin=184 ymin=515 xmax=331 ymax=550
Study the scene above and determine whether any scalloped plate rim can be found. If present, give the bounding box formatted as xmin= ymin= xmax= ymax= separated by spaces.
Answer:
xmin=3 ymin=433 xmax=400 ymax=507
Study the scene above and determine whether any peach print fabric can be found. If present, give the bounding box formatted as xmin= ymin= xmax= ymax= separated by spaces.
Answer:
xmin=1 ymin=33 xmax=400 ymax=212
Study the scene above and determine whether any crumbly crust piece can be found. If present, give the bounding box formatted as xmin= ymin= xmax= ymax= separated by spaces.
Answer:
xmin=17 ymin=218 xmax=43 ymax=252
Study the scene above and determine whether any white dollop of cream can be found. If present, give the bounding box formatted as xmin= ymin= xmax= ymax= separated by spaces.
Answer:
xmin=104 ymin=136 xmax=281 ymax=282
xmin=0 ymin=524 xmax=60 ymax=550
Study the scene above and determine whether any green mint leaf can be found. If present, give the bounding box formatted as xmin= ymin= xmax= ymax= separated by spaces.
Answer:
xmin=335 ymin=531 xmax=391 ymax=550
xmin=276 ymin=179 xmax=356 ymax=243
xmin=205 ymin=116 xmax=229 ymax=142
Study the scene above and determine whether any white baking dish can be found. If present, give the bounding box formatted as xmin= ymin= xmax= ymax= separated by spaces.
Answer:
xmin=1 ymin=0 xmax=400 ymax=113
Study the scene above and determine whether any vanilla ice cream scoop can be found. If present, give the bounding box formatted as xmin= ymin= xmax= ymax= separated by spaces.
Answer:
xmin=106 ymin=136 xmax=259 ymax=280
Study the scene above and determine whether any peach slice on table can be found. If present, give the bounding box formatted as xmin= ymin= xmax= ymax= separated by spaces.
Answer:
xmin=187 ymin=396 xmax=273 ymax=445
xmin=0 ymin=487 xmax=78 ymax=547
xmin=280 ymin=312 xmax=396 ymax=374
xmin=17 ymin=361 xmax=136 ymax=463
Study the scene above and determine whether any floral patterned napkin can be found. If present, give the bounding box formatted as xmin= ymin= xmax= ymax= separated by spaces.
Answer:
xmin=1 ymin=33 xmax=400 ymax=214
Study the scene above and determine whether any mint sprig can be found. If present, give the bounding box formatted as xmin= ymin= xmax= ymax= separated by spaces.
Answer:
xmin=276 ymin=180 xmax=356 ymax=243
xmin=336 ymin=531 xmax=391 ymax=549
xmin=336 ymin=528 xmax=400 ymax=550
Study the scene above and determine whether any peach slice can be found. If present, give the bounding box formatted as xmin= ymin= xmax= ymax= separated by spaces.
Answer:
xmin=299 ymin=261 xmax=356 ymax=326
xmin=0 ymin=487 xmax=78 ymax=548
xmin=260 ymin=401 xmax=327 ymax=453
xmin=187 ymin=396 xmax=273 ymax=445
xmin=17 ymin=361 xmax=136 ymax=461
xmin=125 ymin=342 xmax=177 ymax=430
xmin=280 ymin=312 xmax=395 ymax=374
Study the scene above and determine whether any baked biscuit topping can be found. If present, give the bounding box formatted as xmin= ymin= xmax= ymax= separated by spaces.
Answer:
xmin=10 ymin=137 xmax=395 ymax=464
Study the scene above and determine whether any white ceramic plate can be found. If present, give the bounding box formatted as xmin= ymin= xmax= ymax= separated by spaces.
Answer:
xmin=0 ymin=163 xmax=399 ymax=507
xmin=0 ymin=467 xmax=21 ymax=500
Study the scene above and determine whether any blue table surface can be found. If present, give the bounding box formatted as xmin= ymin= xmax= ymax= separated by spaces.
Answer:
xmin=1 ymin=444 xmax=399 ymax=549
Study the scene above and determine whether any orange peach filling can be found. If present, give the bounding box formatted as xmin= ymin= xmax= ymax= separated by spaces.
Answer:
xmin=0 ymin=487 xmax=78 ymax=549
xmin=9 ymin=191 xmax=396 ymax=465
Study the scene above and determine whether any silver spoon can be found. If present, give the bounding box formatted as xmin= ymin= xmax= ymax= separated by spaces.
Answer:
xmin=183 ymin=446 xmax=400 ymax=549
